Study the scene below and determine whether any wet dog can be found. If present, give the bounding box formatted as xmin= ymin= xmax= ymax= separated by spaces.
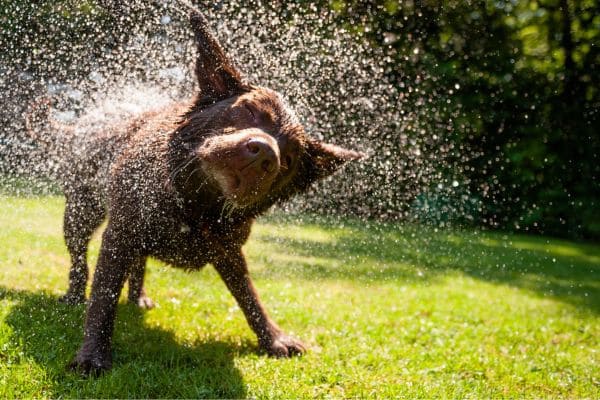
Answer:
xmin=35 ymin=10 xmax=362 ymax=374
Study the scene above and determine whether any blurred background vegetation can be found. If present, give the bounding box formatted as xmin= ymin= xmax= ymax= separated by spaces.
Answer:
xmin=328 ymin=0 xmax=599 ymax=239
xmin=0 ymin=0 xmax=598 ymax=240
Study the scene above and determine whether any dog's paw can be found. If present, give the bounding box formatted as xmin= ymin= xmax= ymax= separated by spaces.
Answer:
xmin=68 ymin=350 xmax=111 ymax=377
xmin=58 ymin=291 xmax=86 ymax=305
xmin=262 ymin=334 xmax=307 ymax=357
xmin=130 ymin=295 xmax=155 ymax=309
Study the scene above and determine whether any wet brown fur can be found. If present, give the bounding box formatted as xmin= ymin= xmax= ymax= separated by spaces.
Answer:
xmin=54 ymin=10 xmax=363 ymax=374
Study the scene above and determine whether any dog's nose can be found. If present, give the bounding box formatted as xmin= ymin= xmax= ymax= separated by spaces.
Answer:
xmin=246 ymin=137 xmax=273 ymax=156
xmin=246 ymin=138 xmax=278 ymax=173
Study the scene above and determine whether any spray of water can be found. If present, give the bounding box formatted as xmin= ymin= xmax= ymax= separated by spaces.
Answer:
xmin=1 ymin=0 xmax=476 ymax=227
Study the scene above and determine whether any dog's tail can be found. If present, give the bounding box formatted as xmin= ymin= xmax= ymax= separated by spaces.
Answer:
xmin=24 ymin=97 xmax=54 ymax=147
xmin=23 ymin=96 xmax=72 ymax=149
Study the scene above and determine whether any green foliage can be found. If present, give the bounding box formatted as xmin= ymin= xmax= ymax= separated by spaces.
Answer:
xmin=0 ymin=0 xmax=165 ymax=80
xmin=1 ymin=1 xmax=109 ymax=78
xmin=328 ymin=0 xmax=599 ymax=239
xmin=0 ymin=196 xmax=598 ymax=397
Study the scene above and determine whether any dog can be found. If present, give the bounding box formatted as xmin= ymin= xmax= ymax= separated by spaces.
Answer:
xmin=29 ymin=10 xmax=362 ymax=375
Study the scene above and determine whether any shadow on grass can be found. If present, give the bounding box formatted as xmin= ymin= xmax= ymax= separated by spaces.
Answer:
xmin=255 ymin=216 xmax=600 ymax=314
xmin=0 ymin=287 xmax=248 ymax=398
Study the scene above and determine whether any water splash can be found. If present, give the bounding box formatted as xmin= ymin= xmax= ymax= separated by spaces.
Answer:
xmin=0 ymin=1 xmax=474 ymax=225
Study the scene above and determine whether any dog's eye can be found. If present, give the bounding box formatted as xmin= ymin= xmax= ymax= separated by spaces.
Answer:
xmin=244 ymin=104 xmax=257 ymax=121
xmin=284 ymin=154 xmax=294 ymax=169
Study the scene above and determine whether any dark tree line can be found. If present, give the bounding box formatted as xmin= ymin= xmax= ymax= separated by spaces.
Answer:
xmin=327 ymin=0 xmax=598 ymax=239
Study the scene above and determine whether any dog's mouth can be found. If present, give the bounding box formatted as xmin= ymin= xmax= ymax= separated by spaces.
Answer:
xmin=212 ymin=161 xmax=277 ymax=207
xmin=197 ymin=130 xmax=281 ymax=207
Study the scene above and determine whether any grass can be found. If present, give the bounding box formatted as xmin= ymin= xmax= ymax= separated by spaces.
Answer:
xmin=0 ymin=195 xmax=598 ymax=398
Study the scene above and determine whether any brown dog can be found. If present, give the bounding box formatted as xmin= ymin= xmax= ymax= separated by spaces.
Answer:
xmin=57 ymin=11 xmax=362 ymax=374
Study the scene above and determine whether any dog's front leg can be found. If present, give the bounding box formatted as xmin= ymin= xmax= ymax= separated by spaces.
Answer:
xmin=127 ymin=257 xmax=154 ymax=309
xmin=213 ymin=248 xmax=306 ymax=357
xmin=70 ymin=224 xmax=135 ymax=375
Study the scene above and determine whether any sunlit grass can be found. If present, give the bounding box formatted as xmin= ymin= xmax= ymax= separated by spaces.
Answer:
xmin=0 ymin=195 xmax=598 ymax=398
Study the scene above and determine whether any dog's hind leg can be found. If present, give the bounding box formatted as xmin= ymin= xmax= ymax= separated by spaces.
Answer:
xmin=59 ymin=189 xmax=106 ymax=305
xmin=127 ymin=256 xmax=154 ymax=309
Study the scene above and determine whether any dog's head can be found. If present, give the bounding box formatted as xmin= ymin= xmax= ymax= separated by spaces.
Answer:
xmin=174 ymin=11 xmax=363 ymax=214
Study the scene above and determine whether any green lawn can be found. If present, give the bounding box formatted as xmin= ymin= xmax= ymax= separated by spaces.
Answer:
xmin=0 ymin=195 xmax=598 ymax=398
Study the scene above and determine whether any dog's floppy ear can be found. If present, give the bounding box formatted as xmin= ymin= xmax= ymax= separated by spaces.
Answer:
xmin=307 ymin=140 xmax=364 ymax=180
xmin=190 ymin=11 xmax=245 ymax=102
